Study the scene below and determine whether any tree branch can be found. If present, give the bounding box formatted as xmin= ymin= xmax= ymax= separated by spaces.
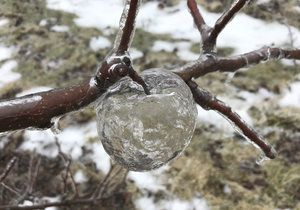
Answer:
xmin=187 ymin=80 xmax=276 ymax=159
xmin=0 ymin=78 xmax=104 ymax=132
xmin=173 ymin=47 xmax=300 ymax=81
xmin=187 ymin=0 xmax=208 ymax=36
xmin=187 ymin=0 xmax=213 ymax=53
xmin=0 ymin=0 xmax=148 ymax=133
xmin=209 ymin=0 xmax=249 ymax=47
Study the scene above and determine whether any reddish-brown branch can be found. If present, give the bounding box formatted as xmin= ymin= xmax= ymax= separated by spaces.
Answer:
xmin=0 ymin=46 xmax=298 ymax=133
xmin=0 ymin=79 xmax=104 ymax=132
xmin=187 ymin=80 xmax=276 ymax=159
xmin=187 ymin=0 xmax=207 ymax=35
xmin=173 ymin=47 xmax=300 ymax=81
xmin=187 ymin=0 xmax=213 ymax=53
xmin=209 ymin=0 xmax=249 ymax=47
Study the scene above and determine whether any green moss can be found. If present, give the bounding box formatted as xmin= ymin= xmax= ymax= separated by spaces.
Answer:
xmin=244 ymin=0 xmax=300 ymax=29
xmin=199 ymin=0 xmax=300 ymax=29
xmin=0 ymin=0 xmax=106 ymax=89
xmin=132 ymin=29 xmax=175 ymax=53
xmin=231 ymin=61 xmax=299 ymax=92
xmin=264 ymin=161 xmax=300 ymax=208
xmin=265 ymin=107 xmax=300 ymax=131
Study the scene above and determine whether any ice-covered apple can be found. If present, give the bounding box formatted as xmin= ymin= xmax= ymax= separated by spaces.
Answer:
xmin=95 ymin=69 xmax=197 ymax=171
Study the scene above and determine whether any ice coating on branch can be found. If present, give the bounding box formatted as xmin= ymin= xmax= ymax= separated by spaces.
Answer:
xmin=95 ymin=69 xmax=197 ymax=171
xmin=114 ymin=0 xmax=142 ymax=51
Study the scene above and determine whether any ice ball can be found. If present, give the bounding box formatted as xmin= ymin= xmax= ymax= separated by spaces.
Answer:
xmin=95 ymin=69 xmax=197 ymax=171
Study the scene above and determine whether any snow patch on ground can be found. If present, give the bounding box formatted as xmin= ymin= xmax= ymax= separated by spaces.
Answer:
xmin=152 ymin=40 xmax=175 ymax=52
xmin=139 ymin=2 xmax=300 ymax=54
xmin=279 ymin=81 xmax=300 ymax=108
xmin=130 ymin=164 xmax=209 ymax=210
xmin=51 ymin=25 xmax=69 ymax=32
xmin=135 ymin=196 xmax=209 ymax=210
xmin=128 ymin=166 xmax=167 ymax=192
xmin=0 ymin=42 xmax=20 ymax=88
xmin=0 ymin=60 xmax=20 ymax=88
xmin=89 ymin=36 xmax=111 ymax=51
xmin=47 ymin=0 xmax=123 ymax=29
xmin=130 ymin=48 xmax=144 ymax=60
xmin=47 ymin=0 xmax=300 ymax=57
xmin=0 ymin=45 xmax=14 ymax=61
xmin=197 ymin=87 xmax=274 ymax=133
xmin=152 ymin=40 xmax=199 ymax=61
xmin=20 ymin=121 xmax=109 ymax=171
xmin=294 ymin=6 xmax=300 ymax=13
xmin=89 ymin=141 xmax=111 ymax=174
xmin=74 ymin=170 xmax=88 ymax=183
xmin=0 ymin=19 xmax=9 ymax=27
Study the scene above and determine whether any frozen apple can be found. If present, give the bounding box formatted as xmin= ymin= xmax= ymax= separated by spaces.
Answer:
xmin=96 ymin=69 xmax=197 ymax=171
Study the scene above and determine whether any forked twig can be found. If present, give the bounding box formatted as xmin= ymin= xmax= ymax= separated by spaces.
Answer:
xmin=55 ymin=139 xmax=79 ymax=198
xmin=187 ymin=0 xmax=250 ymax=53
xmin=15 ymin=155 xmax=41 ymax=204
xmin=187 ymin=80 xmax=276 ymax=159
xmin=209 ymin=0 xmax=249 ymax=46
xmin=93 ymin=163 xmax=124 ymax=198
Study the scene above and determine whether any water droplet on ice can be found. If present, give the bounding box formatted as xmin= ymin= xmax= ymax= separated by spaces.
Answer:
xmin=225 ymin=72 xmax=236 ymax=84
xmin=95 ymin=69 xmax=198 ymax=171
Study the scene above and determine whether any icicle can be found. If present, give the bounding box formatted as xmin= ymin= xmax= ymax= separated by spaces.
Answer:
xmin=256 ymin=153 xmax=269 ymax=165
xmin=225 ymin=72 xmax=236 ymax=85
xmin=50 ymin=117 xmax=62 ymax=135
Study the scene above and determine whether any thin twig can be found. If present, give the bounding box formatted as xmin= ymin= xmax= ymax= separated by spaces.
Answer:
xmin=1 ymin=183 xmax=21 ymax=197
xmin=15 ymin=155 xmax=41 ymax=204
xmin=187 ymin=0 xmax=208 ymax=35
xmin=187 ymin=80 xmax=276 ymax=159
xmin=0 ymin=156 xmax=18 ymax=183
xmin=55 ymin=139 xmax=79 ymax=198
xmin=187 ymin=0 xmax=212 ymax=53
xmin=27 ymin=156 xmax=41 ymax=195
xmin=93 ymin=163 xmax=119 ymax=198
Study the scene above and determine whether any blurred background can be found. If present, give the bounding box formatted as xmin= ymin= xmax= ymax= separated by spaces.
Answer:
xmin=0 ymin=0 xmax=299 ymax=209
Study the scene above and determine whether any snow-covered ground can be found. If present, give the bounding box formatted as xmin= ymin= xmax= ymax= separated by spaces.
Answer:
xmin=0 ymin=1 xmax=299 ymax=209
xmin=0 ymin=20 xmax=20 ymax=89
xmin=47 ymin=0 xmax=300 ymax=55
